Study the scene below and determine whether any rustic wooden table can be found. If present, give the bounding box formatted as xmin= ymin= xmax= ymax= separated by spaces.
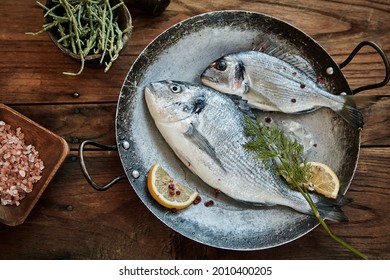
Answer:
xmin=1 ymin=0 xmax=389 ymax=260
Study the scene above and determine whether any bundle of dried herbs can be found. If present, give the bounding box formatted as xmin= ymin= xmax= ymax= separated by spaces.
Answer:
xmin=28 ymin=0 xmax=132 ymax=75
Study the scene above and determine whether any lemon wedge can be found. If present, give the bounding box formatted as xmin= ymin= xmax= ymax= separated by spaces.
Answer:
xmin=147 ymin=163 xmax=199 ymax=209
xmin=306 ymin=161 xmax=340 ymax=199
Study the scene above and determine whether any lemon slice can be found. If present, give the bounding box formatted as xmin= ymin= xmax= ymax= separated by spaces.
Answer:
xmin=306 ymin=161 xmax=340 ymax=199
xmin=147 ymin=163 xmax=199 ymax=209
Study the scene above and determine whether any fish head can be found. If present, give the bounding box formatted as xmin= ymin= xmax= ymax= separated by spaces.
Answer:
xmin=201 ymin=55 xmax=247 ymax=96
xmin=145 ymin=80 xmax=207 ymax=124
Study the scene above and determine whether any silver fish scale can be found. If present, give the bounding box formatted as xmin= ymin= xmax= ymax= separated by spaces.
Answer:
xmin=235 ymin=52 xmax=345 ymax=113
xmin=196 ymin=89 xmax=308 ymax=209
xmin=146 ymin=81 xmax=317 ymax=215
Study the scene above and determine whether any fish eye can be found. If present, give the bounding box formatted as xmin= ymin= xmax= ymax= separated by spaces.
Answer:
xmin=214 ymin=60 xmax=227 ymax=71
xmin=170 ymin=84 xmax=182 ymax=94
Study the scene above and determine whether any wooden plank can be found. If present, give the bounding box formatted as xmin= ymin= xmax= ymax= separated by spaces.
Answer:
xmin=0 ymin=151 xmax=175 ymax=260
xmin=361 ymin=96 xmax=390 ymax=146
xmin=7 ymin=104 xmax=117 ymax=150
xmin=0 ymin=147 xmax=388 ymax=259
xmin=1 ymin=0 xmax=389 ymax=104
xmin=1 ymin=0 xmax=389 ymax=261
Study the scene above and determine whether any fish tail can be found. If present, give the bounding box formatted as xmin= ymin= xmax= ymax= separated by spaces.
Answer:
xmin=337 ymin=103 xmax=364 ymax=129
xmin=337 ymin=94 xmax=379 ymax=129
xmin=314 ymin=195 xmax=353 ymax=222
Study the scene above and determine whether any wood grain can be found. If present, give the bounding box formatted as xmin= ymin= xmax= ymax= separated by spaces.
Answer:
xmin=0 ymin=148 xmax=388 ymax=260
xmin=1 ymin=0 xmax=389 ymax=104
xmin=0 ymin=0 xmax=389 ymax=260
xmin=9 ymin=104 xmax=117 ymax=150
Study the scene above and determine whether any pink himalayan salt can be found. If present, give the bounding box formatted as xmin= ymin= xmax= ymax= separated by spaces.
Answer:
xmin=0 ymin=120 xmax=44 ymax=206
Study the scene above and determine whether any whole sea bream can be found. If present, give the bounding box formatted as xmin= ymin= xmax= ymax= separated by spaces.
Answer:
xmin=201 ymin=47 xmax=368 ymax=128
xmin=145 ymin=80 xmax=347 ymax=221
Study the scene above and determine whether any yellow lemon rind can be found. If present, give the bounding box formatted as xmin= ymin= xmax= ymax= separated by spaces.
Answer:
xmin=306 ymin=161 xmax=340 ymax=199
xmin=147 ymin=163 xmax=198 ymax=210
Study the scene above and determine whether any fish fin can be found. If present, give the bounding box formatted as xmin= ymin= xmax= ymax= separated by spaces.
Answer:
xmin=237 ymin=200 xmax=273 ymax=207
xmin=291 ymin=107 xmax=320 ymax=114
xmin=226 ymin=94 xmax=257 ymax=121
xmin=255 ymin=37 xmax=288 ymax=57
xmin=337 ymin=93 xmax=380 ymax=128
xmin=255 ymin=38 xmax=317 ymax=80
xmin=184 ymin=123 xmax=226 ymax=171
xmin=315 ymin=195 xmax=353 ymax=222
xmin=245 ymin=87 xmax=281 ymax=112
xmin=279 ymin=54 xmax=317 ymax=80
xmin=337 ymin=103 xmax=364 ymax=129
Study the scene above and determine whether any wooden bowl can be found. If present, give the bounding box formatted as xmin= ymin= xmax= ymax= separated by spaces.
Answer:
xmin=44 ymin=0 xmax=132 ymax=62
xmin=0 ymin=104 xmax=69 ymax=226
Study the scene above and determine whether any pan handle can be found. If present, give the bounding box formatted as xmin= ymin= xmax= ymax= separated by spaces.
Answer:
xmin=339 ymin=41 xmax=390 ymax=95
xmin=79 ymin=140 xmax=127 ymax=191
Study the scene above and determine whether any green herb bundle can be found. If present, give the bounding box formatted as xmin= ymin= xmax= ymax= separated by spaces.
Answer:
xmin=28 ymin=0 xmax=132 ymax=75
xmin=242 ymin=116 xmax=367 ymax=259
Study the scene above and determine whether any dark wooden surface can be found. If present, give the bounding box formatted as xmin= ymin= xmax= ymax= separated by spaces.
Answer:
xmin=1 ymin=0 xmax=389 ymax=260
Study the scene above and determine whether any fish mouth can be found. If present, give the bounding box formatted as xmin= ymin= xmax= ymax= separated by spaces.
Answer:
xmin=144 ymin=85 xmax=153 ymax=96
xmin=144 ymin=83 xmax=161 ymax=98
xmin=200 ymin=73 xmax=218 ymax=84
xmin=144 ymin=84 xmax=159 ymax=108
xmin=144 ymin=85 xmax=152 ymax=99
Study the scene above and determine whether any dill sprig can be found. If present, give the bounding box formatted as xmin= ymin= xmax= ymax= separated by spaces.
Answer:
xmin=27 ymin=0 xmax=132 ymax=75
xmin=242 ymin=116 xmax=367 ymax=259
xmin=243 ymin=116 xmax=311 ymax=188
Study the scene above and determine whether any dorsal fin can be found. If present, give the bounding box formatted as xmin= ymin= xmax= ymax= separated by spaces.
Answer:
xmin=254 ymin=38 xmax=317 ymax=80
xmin=279 ymin=53 xmax=317 ymax=80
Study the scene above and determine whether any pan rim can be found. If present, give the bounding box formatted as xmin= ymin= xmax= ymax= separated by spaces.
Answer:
xmin=116 ymin=10 xmax=360 ymax=251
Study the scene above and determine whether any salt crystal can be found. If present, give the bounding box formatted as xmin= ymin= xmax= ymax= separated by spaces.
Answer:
xmin=19 ymin=170 xmax=26 ymax=178
xmin=0 ymin=121 xmax=44 ymax=206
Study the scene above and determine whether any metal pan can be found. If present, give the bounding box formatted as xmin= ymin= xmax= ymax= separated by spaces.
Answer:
xmin=79 ymin=11 xmax=389 ymax=250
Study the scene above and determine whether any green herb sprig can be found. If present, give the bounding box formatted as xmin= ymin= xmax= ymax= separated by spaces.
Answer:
xmin=242 ymin=116 xmax=367 ymax=259
xmin=27 ymin=0 xmax=132 ymax=75
xmin=243 ymin=117 xmax=311 ymax=188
